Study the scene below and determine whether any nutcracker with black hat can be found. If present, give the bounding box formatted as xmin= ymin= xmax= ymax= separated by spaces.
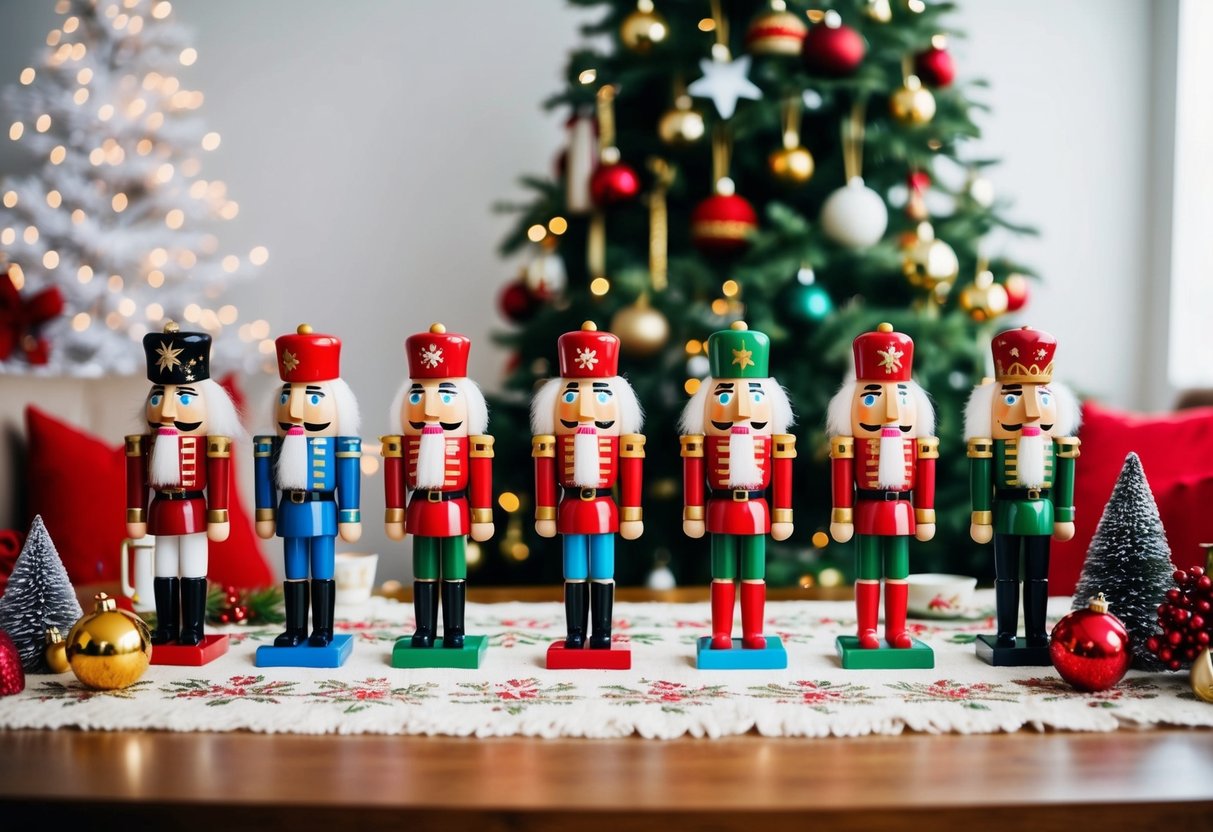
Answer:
xmin=125 ymin=322 xmax=241 ymax=666
xmin=253 ymin=324 xmax=362 ymax=668
xmin=966 ymin=325 xmax=1081 ymax=666
xmin=383 ymin=323 xmax=494 ymax=669
xmin=826 ymin=323 xmax=938 ymax=669
xmin=679 ymin=321 xmax=794 ymax=670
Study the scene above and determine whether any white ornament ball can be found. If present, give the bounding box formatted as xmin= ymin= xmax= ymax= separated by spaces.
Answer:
xmin=820 ymin=177 xmax=889 ymax=249
xmin=687 ymin=355 xmax=710 ymax=378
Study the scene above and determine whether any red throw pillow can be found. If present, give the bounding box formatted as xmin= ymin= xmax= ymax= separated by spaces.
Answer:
xmin=1050 ymin=401 xmax=1213 ymax=594
xmin=24 ymin=406 xmax=273 ymax=589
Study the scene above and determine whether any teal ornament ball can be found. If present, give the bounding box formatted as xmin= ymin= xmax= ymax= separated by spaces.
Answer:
xmin=784 ymin=281 xmax=834 ymax=324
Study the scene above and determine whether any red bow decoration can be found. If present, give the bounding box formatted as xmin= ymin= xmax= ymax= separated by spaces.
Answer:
xmin=0 ymin=270 xmax=64 ymax=365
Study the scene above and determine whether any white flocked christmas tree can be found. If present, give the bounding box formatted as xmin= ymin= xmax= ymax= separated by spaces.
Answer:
xmin=0 ymin=0 xmax=266 ymax=375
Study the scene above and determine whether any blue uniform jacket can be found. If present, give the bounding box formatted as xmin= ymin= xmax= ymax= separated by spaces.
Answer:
xmin=254 ymin=435 xmax=361 ymax=538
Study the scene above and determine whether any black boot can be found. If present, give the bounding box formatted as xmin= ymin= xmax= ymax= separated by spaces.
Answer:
xmin=441 ymin=580 xmax=465 ymax=649
xmin=179 ymin=577 xmax=207 ymax=646
xmin=274 ymin=580 xmax=309 ymax=647
xmin=994 ymin=580 xmax=1019 ymax=648
xmin=412 ymin=581 xmax=438 ymax=648
xmin=1024 ymin=579 xmax=1049 ymax=647
xmin=590 ymin=581 xmax=614 ymax=649
xmin=150 ymin=577 xmax=179 ymax=645
xmin=564 ymin=581 xmax=589 ymax=649
xmin=308 ymin=579 xmax=335 ymax=647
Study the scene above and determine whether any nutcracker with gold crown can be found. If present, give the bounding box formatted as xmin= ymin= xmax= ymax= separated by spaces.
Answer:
xmin=679 ymin=321 xmax=794 ymax=670
xmin=966 ymin=326 xmax=1081 ymax=666
xmin=125 ymin=322 xmax=240 ymax=666
xmin=382 ymin=323 xmax=494 ymax=669
xmin=827 ymin=323 xmax=938 ymax=669
xmin=531 ymin=321 xmax=644 ymax=670
xmin=253 ymin=324 xmax=362 ymax=668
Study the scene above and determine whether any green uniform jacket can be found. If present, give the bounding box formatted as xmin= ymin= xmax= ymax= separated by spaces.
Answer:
xmin=968 ymin=436 xmax=1079 ymax=537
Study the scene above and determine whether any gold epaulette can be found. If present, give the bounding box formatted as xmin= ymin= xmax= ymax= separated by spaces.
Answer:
xmin=967 ymin=438 xmax=994 ymax=459
xmin=532 ymin=435 xmax=555 ymax=458
xmin=207 ymin=436 xmax=232 ymax=458
xmin=470 ymin=435 xmax=495 ymax=458
xmin=620 ymin=434 xmax=646 ymax=458
xmin=917 ymin=436 xmax=940 ymax=459
xmin=1055 ymin=436 xmax=1081 ymax=458
xmin=253 ymin=435 xmax=274 ymax=458
xmin=380 ymin=435 xmax=403 ymax=458
xmin=680 ymin=435 xmax=704 ymax=458
xmin=773 ymin=434 xmax=797 ymax=459
xmin=124 ymin=435 xmax=144 ymax=457
xmin=830 ymin=436 xmax=854 ymax=460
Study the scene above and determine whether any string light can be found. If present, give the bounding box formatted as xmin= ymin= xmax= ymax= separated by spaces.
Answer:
xmin=70 ymin=43 xmax=85 ymax=61
xmin=165 ymin=209 xmax=184 ymax=229
xmin=250 ymin=319 xmax=270 ymax=339
xmin=136 ymin=139 xmax=152 ymax=155
xmin=77 ymin=68 xmax=92 ymax=84
xmin=249 ymin=246 xmax=268 ymax=265
xmin=71 ymin=312 xmax=90 ymax=331
xmin=221 ymin=255 xmax=238 ymax=273
xmin=4 ymin=262 xmax=25 ymax=290
xmin=145 ymin=303 xmax=164 ymax=321
xmin=50 ymin=145 xmax=66 ymax=164
xmin=128 ymin=15 xmax=144 ymax=34
xmin=108 ymin=274 xmax=124 ymax=291
xmin=711 ymin=299 xmax=728 ymax=315
xmin=19 ymin=68 xmax=35 ymax=85
xmin=218 ymin=305 xmax=237 ymax=325
xmin=684 ymin=378 xmax=701 ymax=395
xmin=178 ymin=250 xmax=196 ymax=267
xmin=70 ymin=208 xmax=85 ymax=224
xmin=146 ymin=112 xmax=164 ymax=130
xmin=155 ymin=163 xmax=174 ymax=182
xmin=183 ymin=303 xmax=201 ymax=322
xmin=2 ymin=191 xmax=16 ymax=208
xmin=152 ymin=1 xmax=171 ymax=18
xmin=721 ymin=279 xmax=739 ymax=297
xmin=98 ymin=104 xmax=114 ymax=121
xmin=114 ymin=13 xmax=129 ymax=29
xmin=578 ymin=69 xmax=597 ymax=85
xmin=257 ymin=339 xmax=274 ymax=355
xmin=0 ymin=229 xmax=12 ymax=245
xmin=147 ymin=270 xmax=164 ymax=287
xmin=218 ymin=201 xmax=238 ymax=219
xmin=88 ymin=148 xmax=104 ymax=165
xmin=811 ymin=531 xmax=830 ymax=548
xmin=188 ymin=180 xmax=207 ymax=198
xmin=47 ymin=30 xmax=62 ymax=47
xmin=77 ymin=265 xmax=93 ymax=283
xmin=63 ymin=16 xmax=79 ymax=33
xmin=162 ymin=76 xmax=180 ymax=94
xmin=548 ymin=216 xmax=568 ymax=235
xmin=526 ymin=224 xmax=546 ymax=242
xmin=590 ymin=277 xmax=610 ymax=296
xmin=73 ymin=88 xmax=89 ymax=105
xmin=698 ymin=18 xmax=716 ymax=31
xmin=179 ymin=47 xmax=197 ymax=66
xmin=127 ymin=98 xmax=146 ymax=117
xmin=46 ymin=190 xmax=61 ymax=208
xmin=9 ymin=122 xmax=23 ymax=141
xmin=23 ymin=226 xmax=38 ymax=244
xmin=149 ymin=248 xmax=168 ymax=267
xmin=118 ymin=298 xmax=136 ymax=316
xmin=201 ymin=132 xmax=220 ymax=150
xmin=686 ymin=339 xmax=702 ymax=354
xmin=498 ymin=492 xmax=520 ymax=512
xmin=112 ymin=193 xmax=128 ymax=212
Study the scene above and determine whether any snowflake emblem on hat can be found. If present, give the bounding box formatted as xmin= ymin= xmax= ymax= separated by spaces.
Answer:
xmin=877 ymin=346 xmax=903 ymax=374
xmin=1035 ymin=348 xmax=1048 ymax=361
xmin=419 ymin=343 xmax=444 ymax=369
xmin=575 ymin=347 xmax=598 ymax=371
xmin=1009 ymin=347 xmax=1020 ymax=358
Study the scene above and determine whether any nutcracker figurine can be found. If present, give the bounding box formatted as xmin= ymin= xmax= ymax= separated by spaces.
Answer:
xmin=382 ymin=323 xmax=494 ymax=669
xmin=531 ymin=321 xmax=644 ymax=670
xmin=966 ymin=326 xmax=1080 ymax=665
xmin=679 ymin=321 xmax=793 ymax=670
xmin=125 ymin=322 xmax=240 ymax=666
xmin=826 ymin=323 xmax=937 ymax=669
xmin=253 ymin=324 xmax=362 ymax=668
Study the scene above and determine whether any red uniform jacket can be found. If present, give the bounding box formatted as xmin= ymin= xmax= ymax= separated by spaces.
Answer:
xmin=381 ymin=434 xmax=494 ymax=537
xmin=532 ymin=433 xmax=644 ymax=535
xmin=681 ymin=434 xmax=795 ymax=536
xmin=125 ymin=434 xmax=231 ymax=536
xmin=829 ymin=435 xmax=938 ymax=536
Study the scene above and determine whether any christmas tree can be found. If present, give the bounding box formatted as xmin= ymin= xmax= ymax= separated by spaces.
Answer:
xmin=0 ymin=516 xmax=83 ymax=672
xmin=0 ymin=0 xmax=265 ymax=376
xmin=487 ymin=0 xmax=1035 ymax=587
xmin=1073 ymin=453 xmax=1174 ymax=672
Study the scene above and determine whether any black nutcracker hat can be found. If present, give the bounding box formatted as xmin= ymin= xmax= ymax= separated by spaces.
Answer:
xmin=142 ymin=322 xmax=211 ymax=384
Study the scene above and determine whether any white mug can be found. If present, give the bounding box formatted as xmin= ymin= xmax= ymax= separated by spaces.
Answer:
xmin=120 ymin=535 xmax=157 ymax=613
xmin=334 ymin=552 xmax=379 ymax=606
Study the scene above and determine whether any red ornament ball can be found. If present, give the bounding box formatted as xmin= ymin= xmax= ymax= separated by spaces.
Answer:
xmin=1003 ymin=273 xmax=1030 ymax=312
xmin=1050 ymin=595 xmax=1132 ymax=692
xmin=691 ymin=192 xmax=758 ymax=256
xmin=590 ymin=161 xmax=641 ymax=207
xmin=801 ymin=23 xmax=866 ymax=77
xmin=498 ymin=278 xmax=540 ymax=324
xmin=0 ymin=630 xmax=24 ymax=696
xmin=915 ymin=45 xmax=956 ymax=87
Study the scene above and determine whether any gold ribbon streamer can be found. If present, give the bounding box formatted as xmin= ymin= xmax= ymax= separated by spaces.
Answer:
xmin=842 ymin=99 xmax=867 ymax=182
xmin=647 ymin=157 xmax=674 ymax=291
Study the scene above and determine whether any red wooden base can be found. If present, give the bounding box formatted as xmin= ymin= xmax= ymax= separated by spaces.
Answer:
xmin=545 ymin=640 xmax=631 ymax=670
xmin=150 ymin=634 xmax=230 ymax=667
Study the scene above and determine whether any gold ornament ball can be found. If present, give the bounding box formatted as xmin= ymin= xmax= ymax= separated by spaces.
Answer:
xmin=1191 ymin=647 xmax=1213 ymax=704
xmin=611 ymin=301 xmax=670 ymax=357
xmin=658 ymin=106 xmax=706 ymax=146
xmin=902 ymin=236 xmax=959 ymax=290
xmin=44 ymin=627 xmax=70 ymax=674
xmin=768 ymin=146 xmax=815 ymax=185
xmin=890 ymin=78 xmax=937 ymax=125
xmin=959 ymin=279 xmax=1010 ymax=322
xmin=620 ymin=7 xmax=668 ymax=53
xmin=66 ymin=593 xmax=152 ymax=690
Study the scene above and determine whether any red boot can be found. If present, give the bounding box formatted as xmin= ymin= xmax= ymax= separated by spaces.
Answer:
xmin=855 ymin=580 xmax=881 ymax=649
xmin=884 ymin=580 xmax=912 ymax=648
xmin=740 ymin=581 xmax=767 ymax=649
xmin=710 ymin=580 xmax=735 ymax=650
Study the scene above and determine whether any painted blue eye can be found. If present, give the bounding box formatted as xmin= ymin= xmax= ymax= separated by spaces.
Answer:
xmin=862 ymin=394 xmax=877 ymax=407
xmin=899 ymin=391 xmax=909 ymax=403
xmin=752 ymin=392 xmax=762 ymax=403
xmin=408 ymin=392 xmax=422 ymax=405
xmin=150 ymin=394 xmax=162 ymax=406
xmin=1040 ymin=393 xmax=1052 ymax=406
xmin=596 ymin=392 xmax=609 ymax=404
xmin=563 ymin=391 xmax=577 ymax=403
xmin=717 ymin=392 xmax=732 ymax=405
xmin=1003 ymin=394 xmax=1017 ymax=405
xmin=178 ymin=394 xmax=192 ymax=405
xmin=310 ymin=394 xmax=320 ymax=405
xmin=441 ymin=393 xmax=454 ymax=405
xmin=279 ymin=392 xmax=289 ymax=405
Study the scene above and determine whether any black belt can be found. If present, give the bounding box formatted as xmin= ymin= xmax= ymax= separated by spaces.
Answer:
xmin=709 ymin=488 xmax=766 ymax=502
xmin=156 ymin=490 xmax=204 ymax=501
xmin=857 ymin=490 xmax=911 ymax=502
xmin=285 ymin=490 xmax=334 ymax=504
xmin=996 ymin=487 xmax=1051 ymax=501
xmin=561 ymin=487 xmax=613 ymax=501
xmin=412 ymin=488 xmax=467 ymax=503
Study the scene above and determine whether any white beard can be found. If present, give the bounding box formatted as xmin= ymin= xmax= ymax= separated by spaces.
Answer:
xmin=1016 ymin=429 xmax=1047 ymax=488
xmin=878 ymin=428 xmax=907 ymax=489
xmin=727 ymin=428 xmax=763 ymax=489
xmin=415 ymin=427 xmax=447 ymax=489
xmin=149 ymin=428 xmax=181 ymax=487
xmin=276 ymin=428 xmax=309 ymax=490
xmin=572 ymin=427 xmax=601 ymax=488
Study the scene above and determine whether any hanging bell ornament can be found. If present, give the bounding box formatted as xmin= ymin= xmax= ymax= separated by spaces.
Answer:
xmin=746 ymin=1 xmax=808 ymax=57
xmin=958 ymin=269 xmax=1009 ymax=322
xmin=890 ymin=75 xmax=936 ymax=125
xmin=658 ymin=95 xmax=706 ymax=147
xmin=620 ymin=0 xmax=668 ymax=53
xmin=66 ymin=592 xmax=152 ymax=691
xmin=902 ymin=223 xmax=959 ymax=290
xmin=44 ymin=626 xmax=70 ymax=674
xmin=611 ymin=295 xmax=670 ymax=358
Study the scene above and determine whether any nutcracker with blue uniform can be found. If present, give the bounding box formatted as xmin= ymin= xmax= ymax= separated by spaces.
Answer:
xmin=679 ymin=322 xmax=794 ymax=670
xmin=966 ymin=326 xmax=1081 ymax=666
xmin=531 ymin=322 xmax=644 ymax=668
xmin=827 ymin=323 xmax=938 ymax=669
xmin=125 ymin=322 xmax=240 ymax=665
xmin=382 ymin=323 xmax=494 ymax=668
xmin=254 ymin=324 xmax=362 ymax=667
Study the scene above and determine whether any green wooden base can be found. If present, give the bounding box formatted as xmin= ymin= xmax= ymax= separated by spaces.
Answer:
xmin=835 ymin=635 xmax=934 ymax=670
xmin=391 ymin=635 xmax=487 ymax=669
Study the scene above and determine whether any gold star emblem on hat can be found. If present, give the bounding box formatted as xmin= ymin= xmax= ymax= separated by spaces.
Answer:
xmin=155 ymin=341 xmax=184 ymax=372
xmin=732 ymin=346 xmax=754 ymax=370
xmin=281 ymin=349 xmax=299 ymax=372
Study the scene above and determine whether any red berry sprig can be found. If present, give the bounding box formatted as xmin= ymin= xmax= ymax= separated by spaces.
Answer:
xmin=1146 ymin=566 xmax=1213 ymax=671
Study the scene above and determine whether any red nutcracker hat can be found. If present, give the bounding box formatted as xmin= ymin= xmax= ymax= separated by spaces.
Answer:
xmin=557 ymin=321 xmax=619 ymax=379
xmin=853 ymin=322 xmax=914 ymax=382
xmin=275 ymin=323 xmax=341 ymax=382
xmin=992 ymin=325 xmax=1055 ymax=383
xmin=406 ymin=322 xmax=470 ymax=379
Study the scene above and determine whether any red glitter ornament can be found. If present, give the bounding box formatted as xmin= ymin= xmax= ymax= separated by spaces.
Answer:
xmin=691 ymin=192 xmax=758 ymax=255
xmin=589 ymin=161 xmax=641 ymax=207
xmin=801 ymin=22 xmax=866 ymax=77
xmin=1050 ymin=594 xmax=1132 ymax=692
xmin=0 ymin=629 xmax=24 ymax=696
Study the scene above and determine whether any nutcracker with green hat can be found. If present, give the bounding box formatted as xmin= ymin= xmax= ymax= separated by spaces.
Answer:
xmin=679 ymin=321 xmax=794 ymax=669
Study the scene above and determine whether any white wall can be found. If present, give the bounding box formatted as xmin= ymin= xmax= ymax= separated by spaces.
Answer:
xmin=0 ymin=0 xmax=1168 ymax=580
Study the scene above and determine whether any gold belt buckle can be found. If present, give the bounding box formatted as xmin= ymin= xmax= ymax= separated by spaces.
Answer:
xmin=732 ymin=489 xmax=749 ymax=502
xmin=290 ymin=490 xmax=305 ymax=504
xmin=1028 ymin=488 xmax=1041 ymax=500
xmin=580 ymin=487 xmax=596 ymax=501
xmin=427 ymin=490 xmax=443 ymax=503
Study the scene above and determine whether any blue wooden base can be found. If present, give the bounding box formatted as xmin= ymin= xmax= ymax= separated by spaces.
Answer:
xmin=695 ymin=636 xmax=787 ymax=670
xmin=835 ymin=635 xmax=935 ymax=669
xmin=150 ymin=634 xmax=229 ymax=667
xmin=391 ymin=634 xmax=487 ymax=669
xmin=255 ymin=634 xmax=353 ymax=668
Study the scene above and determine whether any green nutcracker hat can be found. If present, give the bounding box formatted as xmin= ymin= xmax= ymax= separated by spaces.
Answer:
xmin=707 ymin=321 xmax=769 ymax=378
